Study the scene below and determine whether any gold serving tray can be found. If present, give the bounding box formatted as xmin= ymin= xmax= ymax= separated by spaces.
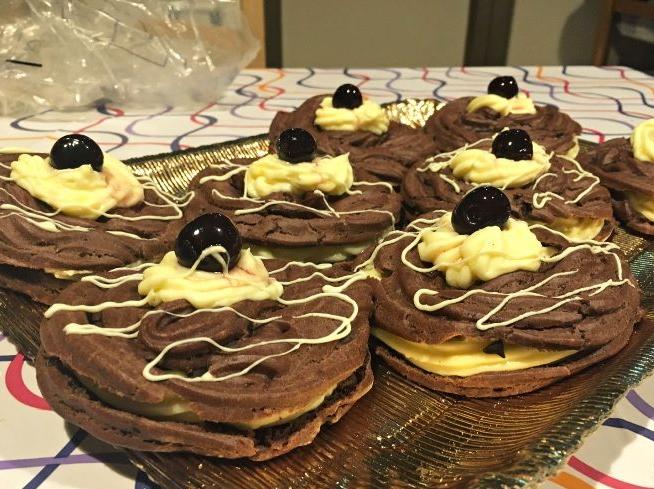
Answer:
xmin=2 ymin=99 xmax=654 ymax=488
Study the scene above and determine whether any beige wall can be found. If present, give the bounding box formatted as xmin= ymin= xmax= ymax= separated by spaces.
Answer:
xmin=280 ymin=0 xmax=469 ymax=67
xmin=279 ymin=0 xmax=602 ymax=67
xmin=507 ymin=0 xmax=601 ymax=65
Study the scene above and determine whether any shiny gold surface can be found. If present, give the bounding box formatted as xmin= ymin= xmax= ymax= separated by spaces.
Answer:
xmin=2 ymin=99 xmax=654 ymax=488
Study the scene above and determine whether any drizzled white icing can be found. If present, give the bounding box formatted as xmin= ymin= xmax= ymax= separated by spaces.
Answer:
xmin=352 ymin=213 xmax=633 ymax=332
xmin=531 ymin=155 xmax=600 ymax=210
xmin=46 ymin=245 xmax=362 ymax=386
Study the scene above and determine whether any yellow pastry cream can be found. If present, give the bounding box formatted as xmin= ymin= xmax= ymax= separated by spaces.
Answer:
xmin=445 ymin=140 xmax=551 ymax=188
xmin=417 ymin=213 xmax=548 ymax=289
xmin=564 ymin=136 xmax=580 ymax=159
xmin=371 ymin=329 xmax=576 ymax=377
xmin=546 ymin=217 xmax=605 ymax=242
xmin=621 ymin=120 xmax=654 ymax=222
xmin=314 ymin=96 xmax=390 ymax=135
xmin=244 ymin=153 xmax=353 ymax=198
xmin=138 ymin=248 xmax=283 ymax=309
xmin=631 ymin=118 xmax=654 ymax=163
xmin=250 ymin=239 xmax=378 ymax=264
xmin=466 ymin=92 xmax=537 ymax=116
xmin=10 ymin=153 xmax=144 ymax=219
xmin=78 ymin=373 xmax=338 ymax=429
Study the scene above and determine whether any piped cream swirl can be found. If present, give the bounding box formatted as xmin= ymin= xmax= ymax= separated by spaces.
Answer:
xmin=444 ymin=140 xmax=551 ymax=188
xmin=10 ymin=153 xmax=144 ymax=219
xmin=138 ymin=248 xmax=283 ymax=309
xmin=631 ymin=118 xmax=654 ymax=163
xmin=244 ymin=153 xmax=353 ymax=198
xmin=417 ymin=214 xmax=548 ymax=289
xmin=466 ymin=92 xmax=536 ymax=116
xmin=315 ymin=97 xmax=389 ymax=135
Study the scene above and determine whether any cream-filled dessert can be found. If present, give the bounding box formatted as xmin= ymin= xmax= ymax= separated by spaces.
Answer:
xmin=37 ymin=213 xmax=374 ymax=459
xmin=580 ymin=119 xmax=654 ymax=236
xmin=425 ymin=76 xmax=582 ymax=157
xmin=268 ymin=84 xmax=437 ymax=186
xmin=358 ymin=187 xmax=641 ymax=397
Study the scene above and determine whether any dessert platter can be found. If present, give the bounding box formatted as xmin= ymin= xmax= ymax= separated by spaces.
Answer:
xmin=2 ymin=77 xmax=654 ymax=488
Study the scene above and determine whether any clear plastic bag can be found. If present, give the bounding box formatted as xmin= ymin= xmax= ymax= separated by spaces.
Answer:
xmin=0 ymin=0 xmax=259 ymax=116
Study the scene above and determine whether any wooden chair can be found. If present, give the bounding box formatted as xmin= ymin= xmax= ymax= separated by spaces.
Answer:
xmin=593 ymin=0 xmax=654 ymax=65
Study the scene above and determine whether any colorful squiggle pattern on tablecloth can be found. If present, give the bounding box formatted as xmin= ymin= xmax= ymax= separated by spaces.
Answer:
xmin=0 ymin=67 xmax=653 ymax=489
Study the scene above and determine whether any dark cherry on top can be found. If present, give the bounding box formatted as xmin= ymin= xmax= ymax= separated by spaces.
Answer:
xmin=175 ymin=213 xmax=243 ymax=272
xmin=451 ymin=186 xmax=511 ymax=235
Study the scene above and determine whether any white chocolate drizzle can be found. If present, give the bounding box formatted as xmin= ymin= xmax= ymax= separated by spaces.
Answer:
xmin=419 ymin=143 xmax=600 ymax=213
xmin=356 ymin=214 xmax=633 ymax=332
xmin=46 ymin=247 xmax=362 ymax=384
xmin=201 ymin=159 xmax=396 ymax=226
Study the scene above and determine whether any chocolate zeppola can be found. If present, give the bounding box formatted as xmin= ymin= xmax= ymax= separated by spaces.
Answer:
xmin=184 ymin=128 xmax=401 ymax=263
xmin=37 ymin=213 xmax=373 ymax=459
xmin=402 ymin=129 xmax=614 ymax=241
xmin=362 ymin=187 xmax=641 ymax=397
xmin=0 ymin=135 xmax=187 ymax=304
xmin=580 ymin=119 xmax=654 ymax=236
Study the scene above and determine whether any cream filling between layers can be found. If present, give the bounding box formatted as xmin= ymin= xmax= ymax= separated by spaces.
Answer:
xmin=466 ymin=92 xmax=537 ymax=116
xmin=249 ymin=235 xmax=383 ymax=264
xmin=417 ymin=214 xmax=548 ymax=289
xmin=372 ymin=328 xmax=577 ymax=377
xmin=244 ymin=153 xmax=353 ymax=198
xmin=545 ymin=217 xmax=605 ymax=241
xmin=138 ymin=249 xmax=283 ymax=309
xmin=314 ymin=97 xmax=390 ymax=135
xmin=631 ymin=119 xmax=654 ymax=163
xmin=9 ymin=153 xmax=144 ymax=219
xmin=627 ymin=191 xmax=654 ymax=223
xmin=79 ymin=374 xmax=338 ymax=430
xmin=564 ymin=137 xmax=580 ymax=158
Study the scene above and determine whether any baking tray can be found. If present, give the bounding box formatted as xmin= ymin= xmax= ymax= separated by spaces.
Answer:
xmin=2 ymin=99 xmax=654 ymax=488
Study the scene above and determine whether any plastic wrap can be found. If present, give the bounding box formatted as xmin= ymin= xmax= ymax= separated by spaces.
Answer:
xmin=0 ymin=0 xmax=259 ymax=115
